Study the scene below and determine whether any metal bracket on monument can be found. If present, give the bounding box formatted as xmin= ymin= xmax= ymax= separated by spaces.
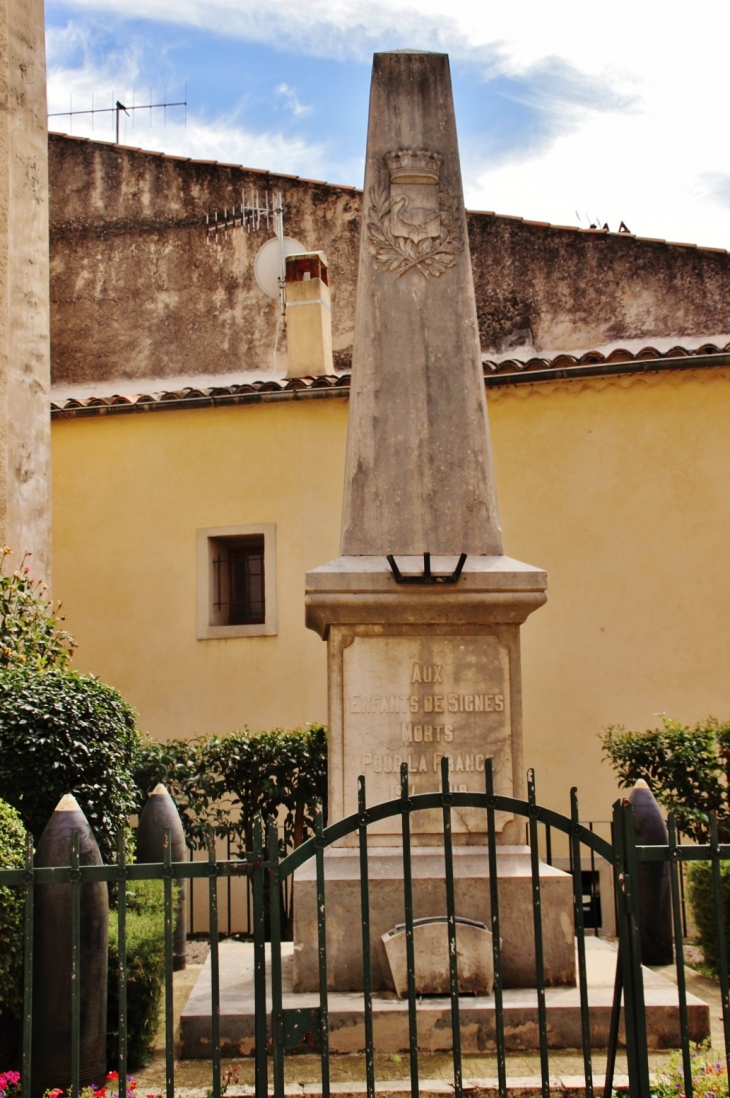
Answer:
xmin=386 ymin=552 xmax=467 ymax=585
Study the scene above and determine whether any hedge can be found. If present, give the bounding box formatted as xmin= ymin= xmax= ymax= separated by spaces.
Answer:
xmin=133 ymin=724 xmax=328 ymax=854
xmin=686 ymin=859 xmax=730 ymax=974
xmin=0 ymin=798 xmax=25 ymax=1065
xmin=107 ymin=880 xmax=167 ymax=1069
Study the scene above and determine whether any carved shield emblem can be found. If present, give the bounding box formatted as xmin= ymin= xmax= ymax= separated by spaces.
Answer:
xmin=367 ymin=148 xmax=464 ymax=278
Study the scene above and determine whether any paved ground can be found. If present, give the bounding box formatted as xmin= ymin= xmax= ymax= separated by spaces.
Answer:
xmin=131 ymin=942 xmax=724 ymax=1096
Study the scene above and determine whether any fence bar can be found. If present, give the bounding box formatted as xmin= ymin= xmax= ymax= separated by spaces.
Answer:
xmin=163 ymin=829 xmax=175 ymax=1098
xmin=358 ymin=776 xmax=375 ymax=1098
xmin=227 ymin=833 xmax=232 ymax=935
xmin=527 ymin=771 xmax=549 ymax=1098
xmin=70 ymin=830 xmax=81 ymax=1098
xmin=589 ymin=823 xmax=598 ymax=937
xmin=252 ymin=821 xmax=268 ymax=1098
xmin=570 ymin=789 xmax=593 ymax=1098
xmin=189 ymin=848 xmax=195 ymax=935
xmin=545 ymin=824 xmax=552 ymax=866
xmin=400 ymin=763 xmax=419 ymax=1098
xmin=116 ymin=831 xmax=128 ymax=1098
xmin=710 ymin=815 xmax=730 ymax=1079
xmin=485 ymin=762 xmax=507 ymax=1098
xmin=268 ymin=824 xmax=285 ymax=1098
xmin=603 ymin=951 xmax=622 ymax=1098
xmin=208 ymin=834 xmax=222 ymax=1098
xmin=614 ymin=801 xmax=650 ymax=1098
xmin=315 ymin=803 xmax=330 ymax=1098
xmin=21 ymin=833 xmax=33 ymax=1098
xmin=668 ymin=815 xmax=692 ymax=1098
xmin=440 ymin=758 xmax=462 ymax=1098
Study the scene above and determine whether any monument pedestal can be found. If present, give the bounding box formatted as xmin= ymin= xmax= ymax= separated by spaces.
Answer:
xmin=292 ymin=845 xmax=575 ymax=992
xmin=306 ymin=555 xmax=547 ymax=845
xmin=301 ymin=556 xmax=569 ymax=990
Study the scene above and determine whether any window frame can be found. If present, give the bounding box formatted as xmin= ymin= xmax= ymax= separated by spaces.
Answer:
xmin=196 ymin=523 xmax=277 ymax=639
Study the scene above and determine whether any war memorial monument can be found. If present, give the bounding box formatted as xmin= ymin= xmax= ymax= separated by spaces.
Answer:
xmin=297 ymin=49 xmax=574 ymax=993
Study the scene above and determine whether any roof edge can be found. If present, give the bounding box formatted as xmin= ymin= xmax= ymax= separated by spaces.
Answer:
xmin=50 ymin=348 xmax=730 ymax=420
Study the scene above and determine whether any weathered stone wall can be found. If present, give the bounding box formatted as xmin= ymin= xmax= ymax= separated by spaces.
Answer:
xmin=0 ymin=0 xmax=52 ymax=578
xmin=48 ymin=135 xmax=360 ymax=385
xmin=48 ymin=133 xmax=730 ymax=388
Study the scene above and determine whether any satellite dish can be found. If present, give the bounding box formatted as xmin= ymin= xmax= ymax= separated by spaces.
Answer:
xmin=254 ymin=236 xmax=306 ymax=299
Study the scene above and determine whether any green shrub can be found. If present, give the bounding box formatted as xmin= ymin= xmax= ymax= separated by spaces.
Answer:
xmin=0 ymin=548 xmax=74 ymax=670
xmin=601 ymin=715 xmax=730 ymax=841
xmin=133 ymin=724 xmax=328 ymax=854
xmin=686 ymin=860 xmax=730 ymax=974
xmin=107 ymin=880 xmax=166 ymax=1069
xmin=0 ymin=668 xmax=140 ymax=864
xmin=0 ymin=798 xmax=26 ymax=1066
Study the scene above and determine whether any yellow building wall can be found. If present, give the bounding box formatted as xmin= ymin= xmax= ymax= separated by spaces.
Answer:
xmin=51 ymin=366 xmax=730 ymax=823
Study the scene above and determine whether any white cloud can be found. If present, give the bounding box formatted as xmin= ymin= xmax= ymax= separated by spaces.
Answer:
xmin=274 ymin=83 xmax=313 ymax=118
xmin=46 ymin=24 xmax=326 ymax=176
xmin=46 ymin=0 xmax=730 ymax=247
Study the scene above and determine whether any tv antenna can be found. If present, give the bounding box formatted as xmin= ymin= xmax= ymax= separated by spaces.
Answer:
xmin=205 ymin=189 xmax=275 ymax=242
xmin=48 ymin=86 xmax=187 ymax=144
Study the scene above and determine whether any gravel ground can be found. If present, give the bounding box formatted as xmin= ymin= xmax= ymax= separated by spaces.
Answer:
xmin=186 ymin=940 xmax=211 ymax=966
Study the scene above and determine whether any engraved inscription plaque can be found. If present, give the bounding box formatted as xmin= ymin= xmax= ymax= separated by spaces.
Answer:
xmin=342 ymin=635 xmax=513 ymax=837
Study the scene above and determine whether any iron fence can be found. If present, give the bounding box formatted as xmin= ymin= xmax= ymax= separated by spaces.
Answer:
xmin=0 ymin=761 xmax=727 ymax=1098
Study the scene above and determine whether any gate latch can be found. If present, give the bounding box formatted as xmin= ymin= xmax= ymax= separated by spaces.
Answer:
xmin=282 ymin=1007 xmax=321 ymax=1051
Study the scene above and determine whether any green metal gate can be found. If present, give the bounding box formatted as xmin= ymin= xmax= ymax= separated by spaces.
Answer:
xmin=249 ymin=758 xmax=701 ymax=1098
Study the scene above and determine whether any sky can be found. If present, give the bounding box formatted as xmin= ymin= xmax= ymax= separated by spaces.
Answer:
xmin=46 ymin=0 xmax=730 ymax=250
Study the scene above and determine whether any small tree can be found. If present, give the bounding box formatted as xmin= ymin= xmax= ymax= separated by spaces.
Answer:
xmin=0 ymin=548 xmax=75 ymax=669
xmin=0 ymin=669 xmax=140 ymax=864
xmin=601 ymin=715 xmax=730 ymax=841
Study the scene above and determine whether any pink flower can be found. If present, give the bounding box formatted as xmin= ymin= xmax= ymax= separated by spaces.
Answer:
xmin=5 ymin=1075 xmax=19 ymax=1086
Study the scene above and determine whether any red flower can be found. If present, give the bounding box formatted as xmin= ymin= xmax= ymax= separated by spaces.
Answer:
xmin=106 ymin=1074 xmax=119 ymax=1082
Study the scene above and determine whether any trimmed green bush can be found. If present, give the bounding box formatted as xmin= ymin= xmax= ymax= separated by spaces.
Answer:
xmin=107 ymin=880 xmax=166 ymax=1069
xmin=0 ymin=798 xmax=26 ymax=1066
xmin=686 ymin=860 xmax=730 ymax=974
xmin=133 ymin=724 xmax=328 ymax=853
xmin=601 ymin=715 xmax=730 ymax=841
xmin=0 ymin=668 xmax=140 ymax=864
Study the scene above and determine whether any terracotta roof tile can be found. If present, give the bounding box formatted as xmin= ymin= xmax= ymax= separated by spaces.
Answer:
xmin=605 ymin=348 xmax=634 ymax=362
xmin=50 ymin=342 xmax=730 ymax=418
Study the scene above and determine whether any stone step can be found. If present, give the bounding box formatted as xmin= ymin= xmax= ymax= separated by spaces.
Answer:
xmin=179 ymin=939 xmax=709 ymax=1058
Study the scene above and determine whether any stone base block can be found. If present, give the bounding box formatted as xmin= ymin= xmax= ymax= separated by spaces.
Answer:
xmin=292 ymin=846 xmax=575 ymax=991
xmin=179 ymin=939 xmax=710 ymax=1058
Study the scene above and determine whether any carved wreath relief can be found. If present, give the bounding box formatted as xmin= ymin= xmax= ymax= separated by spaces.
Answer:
xmin=367 ymin=148 xmax=464 ymax=278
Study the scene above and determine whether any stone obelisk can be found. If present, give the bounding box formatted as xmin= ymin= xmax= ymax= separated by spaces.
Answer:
xmin=307 ymin=51 xmax=546 ymax=840
xmin=298 ymin=51 xmax=573 ymax=993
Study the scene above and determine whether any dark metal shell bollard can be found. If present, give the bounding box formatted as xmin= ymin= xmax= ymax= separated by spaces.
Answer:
xmin=31 ymin=794 xmax=108 ymax=1097
xmin=136 ymin=783 xmax=188 ymax=970
xmin=628 ymin=779 xmax=673 ymax=966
